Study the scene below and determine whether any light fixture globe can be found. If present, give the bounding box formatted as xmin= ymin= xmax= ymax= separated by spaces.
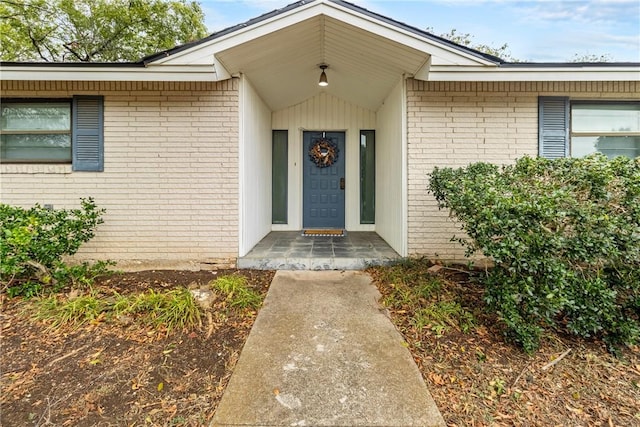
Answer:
xmin=318 ymin=64 xmax=329 ymax=87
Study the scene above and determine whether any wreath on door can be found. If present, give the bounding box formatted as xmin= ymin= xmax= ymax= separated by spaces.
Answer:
xmin=308 ymin=138 xmax=339 ymax=168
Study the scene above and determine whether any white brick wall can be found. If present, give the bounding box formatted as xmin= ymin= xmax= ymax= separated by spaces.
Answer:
xmin=406 ymin=80 xmax=640 ymax=260
xmin=2 ymin=79 xmax=637 ymax=266
xmin=1 ymin=80 xmax=240 ymax=267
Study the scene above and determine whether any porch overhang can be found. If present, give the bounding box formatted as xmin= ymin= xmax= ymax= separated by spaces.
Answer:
xmin=145 ymin=0 xmax=495 ymax=111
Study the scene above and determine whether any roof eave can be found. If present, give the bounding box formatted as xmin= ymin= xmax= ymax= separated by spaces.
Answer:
xmin=0 ymin=63 xmax=222 ymax=82
xmin=426 ymin=63 xmax=640 ymax=81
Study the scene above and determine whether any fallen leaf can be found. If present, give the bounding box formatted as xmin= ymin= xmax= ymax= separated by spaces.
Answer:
xmin=429 ymin=372 xmax=445 ymax=386
xmin=565 ymin=405 xmax=583 ymax=415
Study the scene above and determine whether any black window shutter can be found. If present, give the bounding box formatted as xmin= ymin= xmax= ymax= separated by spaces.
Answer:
xmin=72 ymin=95 xmax=104 ymax=171
xmin=538 ymin=96 xmax=569 ymax=159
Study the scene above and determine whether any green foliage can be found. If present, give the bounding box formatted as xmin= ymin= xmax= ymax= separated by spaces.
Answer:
xmin=377 ymin=258 xmax=443 ymax=301
xmin=378 ymin=259 xmax=476 ymax=337
xmin=33 ymin=292 xmax=105 ymax=328
xmin=51 ymin=260 xmax=115 ymax=289
xmin=429 ymin=28 xmax=615 ymax=63
xmin=427 ymin=27 xmax=517 ymax=61
xmin=114 ymin=288 xmax=202 ymax=330
xmin=0 ymin=0 xmax=207 ymax=62
xmin=7 ymin=281 xmax=44 ymax=299
xmin=1 ymin=199 xmax=106 ymax=296
xmin=412 ymin=301 xmax=476 ymax=337
xmin=33 ymin=287 xmax=201 ymax=330
xmin=489 ymin=377 xmax=506 ymax=397
xmin=570 ymin=53 xmax=614 ymax=63
xmin=210 ymin=274 xmax=262 ymax=310
xmin=429 ymin=154 xmax=640 ymax=352
xmin=32 ymin=288 xmax=202 ymax=329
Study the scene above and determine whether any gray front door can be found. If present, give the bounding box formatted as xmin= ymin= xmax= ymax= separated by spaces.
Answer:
xmin=303 ymin=131 xmax=345 ymax=229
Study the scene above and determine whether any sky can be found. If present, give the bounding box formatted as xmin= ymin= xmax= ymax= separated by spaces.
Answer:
xmin=197 ymin=0 xmax=640 ymax=63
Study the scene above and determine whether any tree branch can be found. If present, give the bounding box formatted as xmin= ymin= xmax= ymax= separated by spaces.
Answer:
xmin=27 ymin=28 xmax=49 ymax=61
xmin=62 ymin=42 xmax=87 ymax=62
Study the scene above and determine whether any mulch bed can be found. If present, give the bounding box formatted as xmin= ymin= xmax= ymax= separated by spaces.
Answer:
xmin=1 ymin=269 xmax=274 ymax=427
xmin=2 ymin=267 xmax=639 ymax=426
xmin=368 ymin=266 xmax=640 ymax=427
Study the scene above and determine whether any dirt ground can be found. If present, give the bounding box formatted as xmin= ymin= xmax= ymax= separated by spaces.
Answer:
xmin=368 ymin=266 xmax=640 ymax=427
xmin=1 ymin=269 xmax=274 ymax=427
xmin=2 ymin=267 xmax=639 ymax=426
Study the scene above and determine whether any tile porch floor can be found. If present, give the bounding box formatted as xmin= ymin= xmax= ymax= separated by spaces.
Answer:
xmin=237 ymin=231 xmax=401 ymax=270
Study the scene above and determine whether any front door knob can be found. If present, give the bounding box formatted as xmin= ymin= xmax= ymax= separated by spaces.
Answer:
xmin=340 ymin=178 xmax=345 ymax=190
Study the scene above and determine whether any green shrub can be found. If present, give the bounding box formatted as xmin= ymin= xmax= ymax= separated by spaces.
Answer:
xmin=1 ymin=198 xmax=105 ymax=296
xmin=429 ymin=154 xmax=640 ymax=352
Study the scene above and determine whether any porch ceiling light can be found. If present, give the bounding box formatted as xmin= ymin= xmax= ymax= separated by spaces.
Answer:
xmin=318 ymin=64 xmax=329 ymax=87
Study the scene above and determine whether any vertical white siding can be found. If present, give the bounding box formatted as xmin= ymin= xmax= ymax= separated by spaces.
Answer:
xmin=272 ymin=92 xmax=376 ymax=231
xmin=376 ymin=79 xmax=405 ymax=255
xmin=239 ymin=75 xmax=272 ymax=256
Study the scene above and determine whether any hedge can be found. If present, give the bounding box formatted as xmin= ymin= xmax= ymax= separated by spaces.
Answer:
xmin=429 ymin=154 xmax=640 ymax=352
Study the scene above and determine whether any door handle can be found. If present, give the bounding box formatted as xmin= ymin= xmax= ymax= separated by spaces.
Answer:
xmin=340 ymin=178 xmax=345 ymax=190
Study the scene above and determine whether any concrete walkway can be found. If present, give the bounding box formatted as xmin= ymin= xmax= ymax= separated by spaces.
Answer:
xmin=211 ymin=270 xmax=446 ymax=427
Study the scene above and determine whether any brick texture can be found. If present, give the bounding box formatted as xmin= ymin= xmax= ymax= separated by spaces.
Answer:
xmin=1 ymin=80 xmax=239 ymax=266
xmin=2 ymin=78 xmax=637 ymax=265
xmin=406 ymin=79 xmax=640 ymax=260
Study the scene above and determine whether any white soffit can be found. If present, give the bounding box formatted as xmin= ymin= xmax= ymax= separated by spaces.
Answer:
xmin=213 ymin=15 xmax=434 ymax=110
xmin=150 ymin=0 xmax=496 ymax=110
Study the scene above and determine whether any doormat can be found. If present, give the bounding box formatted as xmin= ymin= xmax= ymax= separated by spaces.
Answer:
xmin=302 ymin=229 xmax=345 ymax=237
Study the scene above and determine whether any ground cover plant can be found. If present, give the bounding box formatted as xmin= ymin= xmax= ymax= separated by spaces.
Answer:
xmin=429 ymin=154 xmax=640 ymax=352
xmin=368 ymin=259 xmax=640 ymax=426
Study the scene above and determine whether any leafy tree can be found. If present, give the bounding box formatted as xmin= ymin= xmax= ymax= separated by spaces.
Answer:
xmin=570 ymin=53 xmax=614 ymax=63
xmin=0 ymin=0 xmax=208 ymax=62
xmin=428 ymin=27 xmax=517 ymax=61
xmin=431 ymin=28 xmax=618 ymax=63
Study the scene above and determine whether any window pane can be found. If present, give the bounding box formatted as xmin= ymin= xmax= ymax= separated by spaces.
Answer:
xmin=572 ymin=103 xmax=640 ymax=133
xmin=1 ymin=102 xmax=71 ymax=131
xmin=360 ymin=130 xmax=375 ymax=224
xmin=272 ymin=130 xmax=288 ymax=224
xmin=1 ymin=134 xmax=72 ymax=162
xmin=572 ymin=136 xmax=640 ymax=159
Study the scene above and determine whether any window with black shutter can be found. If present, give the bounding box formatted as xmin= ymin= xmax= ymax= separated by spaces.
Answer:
xmin=1 ymin=96 xmax=104 ymax=171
